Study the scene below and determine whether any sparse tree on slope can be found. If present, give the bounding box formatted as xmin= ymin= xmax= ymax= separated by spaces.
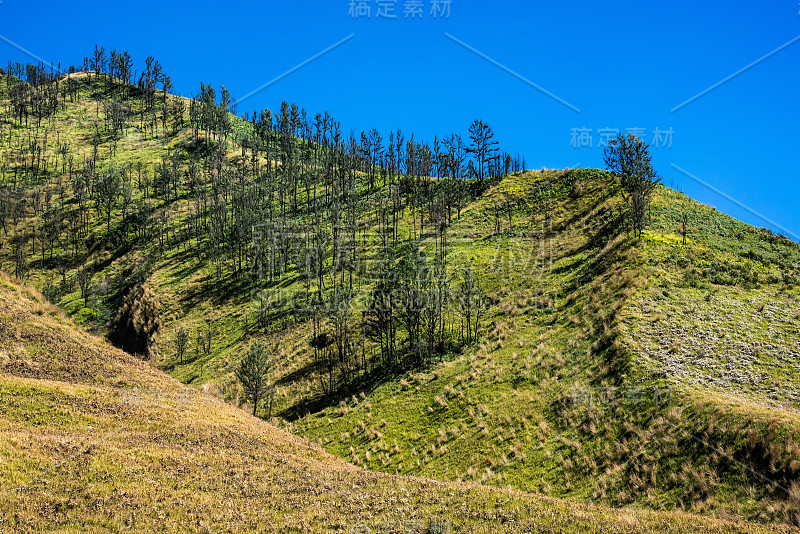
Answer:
xmin=76 ymin=264 xmax=92 ymax=308
xmin=174 ymin=327 xmax=189 ymax=364
xmin=236 ymin=341 xmax=271 ymax=417
xmin=467 ymin=119 xmax=498 ymax=184
xmin=95 ymin=165 xmax=121 ymax=232
xmin=458 ymin=265 xmax=486 ymax=345
xmin=603 ymin=132 xmax=661 ymax=238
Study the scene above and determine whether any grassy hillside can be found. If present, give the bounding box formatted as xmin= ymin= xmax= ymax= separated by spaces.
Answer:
xmin=3 ymin=271 xmax=791 ymax=533
xmin=2 ymin=64 xmax=800 ymax=528
xmin=290 ymin=173 xmax=800 ymax=524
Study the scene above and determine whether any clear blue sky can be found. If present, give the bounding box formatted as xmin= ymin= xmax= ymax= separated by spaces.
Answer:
xmin=1 ymin=1 xmax=798 ymax=238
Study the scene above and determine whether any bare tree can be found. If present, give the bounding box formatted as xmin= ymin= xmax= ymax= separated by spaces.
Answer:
xmin=174 ymin=327 xmax=189 ymax=364
xmin=678 ymin=199 xmax=690 ymax=245
xmin=76 ymin=265 xmax=92 ymax=308
xmin=467 ymin=119 xmax=498 ymax=183
xmin=458 ymin=265 xmax=485 ymax=344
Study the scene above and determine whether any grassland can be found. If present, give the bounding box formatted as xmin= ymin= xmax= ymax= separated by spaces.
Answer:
xmin=2 ymin=71 xmax=800 ymax=528
xmin=283 ymin=173 xmax=800 ymax=525
xmin=6 ymin=272 xmax=796 ymax=532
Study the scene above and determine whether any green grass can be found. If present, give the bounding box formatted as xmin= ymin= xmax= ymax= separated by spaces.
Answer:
xmin=3 ymin=272 xmax=791 ymax=533
xmin=2 ymin=72 xmax=800 ymax=527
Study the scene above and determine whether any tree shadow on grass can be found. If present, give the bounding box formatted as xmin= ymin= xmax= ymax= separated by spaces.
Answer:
xmin=276 ymin=342 xmax=464 ymax=422
xmin=276 ymin=364 xmax=409 ymax=421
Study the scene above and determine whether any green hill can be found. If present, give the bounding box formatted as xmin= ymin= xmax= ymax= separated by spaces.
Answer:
xmin=4 ymin=273 xmax=790 ymax=533
xmin=1 ymin=55 xmax=800 ymax=528
xmin=292 ymin=173 xmax=800 ymax=523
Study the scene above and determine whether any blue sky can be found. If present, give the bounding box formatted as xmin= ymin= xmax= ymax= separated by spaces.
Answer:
xmin=1 ymin=1 xmax=798 ymax=238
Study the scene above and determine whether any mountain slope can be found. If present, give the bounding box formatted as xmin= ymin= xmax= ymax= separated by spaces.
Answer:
xmin=291 ymin=173 xmax=800 ymax=524
xmin=2 ymin=271 xmax=789 ymax=533
xmin=2 ymin=63 xmax=800 ymax=528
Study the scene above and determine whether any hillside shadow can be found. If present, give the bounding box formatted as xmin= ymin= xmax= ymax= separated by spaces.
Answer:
xmin=165 ymin=248 xmax=203 ymax=283
xmin=277 ymin=364 xmax=407 ymax=421
xmin=276 ymin=343 xmax=462 ymax=421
